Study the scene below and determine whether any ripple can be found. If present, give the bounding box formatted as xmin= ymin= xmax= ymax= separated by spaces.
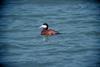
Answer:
xmin=0 ymin=0 xmax=100 ymax=67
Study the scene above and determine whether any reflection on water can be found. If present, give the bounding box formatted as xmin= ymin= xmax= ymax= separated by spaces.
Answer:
xmin=0 ymin=0 xmax=100 ymax=67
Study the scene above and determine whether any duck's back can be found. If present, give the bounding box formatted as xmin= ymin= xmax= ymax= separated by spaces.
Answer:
xmin=41 ymin=29 xmax=58 ymax=36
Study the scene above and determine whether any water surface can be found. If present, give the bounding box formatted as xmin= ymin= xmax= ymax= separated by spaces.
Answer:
xmin=0 ymin=0 xmax=100 ymax=67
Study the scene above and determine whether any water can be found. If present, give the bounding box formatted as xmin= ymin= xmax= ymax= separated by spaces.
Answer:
xmin=0 ymin=0 xmax=100 ymax=67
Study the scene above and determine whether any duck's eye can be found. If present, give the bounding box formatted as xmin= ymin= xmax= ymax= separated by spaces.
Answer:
xmin=40 ymin=25 xmax=47 ymax=28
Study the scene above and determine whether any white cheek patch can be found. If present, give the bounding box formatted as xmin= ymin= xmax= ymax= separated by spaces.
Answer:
xmin=40 ymin=25 xmax=47 ymax=28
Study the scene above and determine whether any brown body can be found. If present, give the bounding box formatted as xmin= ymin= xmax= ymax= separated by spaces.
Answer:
xmin=41 ymin=29 xmax=57 ymax=36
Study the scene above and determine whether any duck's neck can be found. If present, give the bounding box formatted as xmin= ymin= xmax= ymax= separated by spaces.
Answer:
xmin=43 ymin=27 xmax=48 ymax=30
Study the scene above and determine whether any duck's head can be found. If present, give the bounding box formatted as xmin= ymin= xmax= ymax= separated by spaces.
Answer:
xmin=40 ymin=23 xmax=48 ymax=29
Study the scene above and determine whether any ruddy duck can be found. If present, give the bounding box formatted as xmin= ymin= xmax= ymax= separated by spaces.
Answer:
xmin=40 ymin=23 xmax=59 ymax=36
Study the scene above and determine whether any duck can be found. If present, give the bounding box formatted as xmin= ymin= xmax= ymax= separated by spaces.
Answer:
xmin=40 ymin=23 xmax=59 ymax=36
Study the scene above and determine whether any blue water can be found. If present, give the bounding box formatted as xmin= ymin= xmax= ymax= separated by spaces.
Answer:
xmin=0 ymin=0 xmax=100 ymax=67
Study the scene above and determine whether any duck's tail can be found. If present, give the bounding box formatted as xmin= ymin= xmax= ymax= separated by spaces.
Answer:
xmin=56 ymin=31 xmax=61 ymax=34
